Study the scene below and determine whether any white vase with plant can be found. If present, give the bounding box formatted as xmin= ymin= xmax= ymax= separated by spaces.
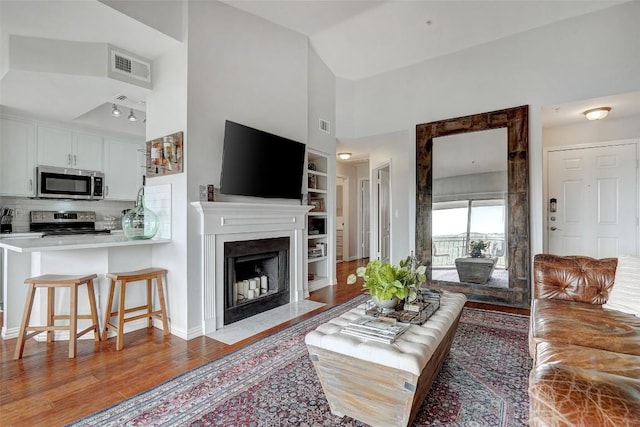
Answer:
xmin=347 ymin=254 xmax=427 ymax=313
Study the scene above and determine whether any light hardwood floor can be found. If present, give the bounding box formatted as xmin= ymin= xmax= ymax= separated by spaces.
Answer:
xmin=0 ymin=259 xmax=528 ymax=426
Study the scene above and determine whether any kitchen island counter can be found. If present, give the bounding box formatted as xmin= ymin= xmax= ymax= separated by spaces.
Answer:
xmin=1 ymin=234 xmax=171 ymax=340
xmin=0 ymin=234 xmax=171 ymax=253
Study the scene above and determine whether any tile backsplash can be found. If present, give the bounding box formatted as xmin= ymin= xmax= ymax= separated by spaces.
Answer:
xmin=0 ymin=196 xmax=135 ymax=233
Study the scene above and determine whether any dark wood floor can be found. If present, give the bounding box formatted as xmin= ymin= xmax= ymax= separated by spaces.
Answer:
xmin=0 ymin=259 xmax=529 ymax=426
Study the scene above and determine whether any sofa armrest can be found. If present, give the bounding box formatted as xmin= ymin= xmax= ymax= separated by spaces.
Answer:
xmin=533 ymin=254 xmax=617 ymax=305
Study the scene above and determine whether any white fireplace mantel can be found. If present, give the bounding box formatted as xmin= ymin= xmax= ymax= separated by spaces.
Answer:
xmin=192 ymin=201 xmax=312 ymax=333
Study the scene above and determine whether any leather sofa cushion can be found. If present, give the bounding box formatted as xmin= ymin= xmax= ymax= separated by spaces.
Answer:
xmin=531 ymin=299 xmax=640 ymax=356
xmin=535 ymin=341 xmax=640 ymax=379
xmin=529 ymin=363 xmax=640 ymax=427
xmin=533 ymin=254 xmax=617 ymax=304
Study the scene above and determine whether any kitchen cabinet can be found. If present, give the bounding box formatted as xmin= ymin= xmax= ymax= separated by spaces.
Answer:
xmin=306 ymin=149 xmax=333 ymax=291
xmin=0 ymin=117 xmax=36 ymax=196
xmin=103 ymin=138 xmax=144 ymax=200
xmin=37 ymin=125 xmax=103 ymax=171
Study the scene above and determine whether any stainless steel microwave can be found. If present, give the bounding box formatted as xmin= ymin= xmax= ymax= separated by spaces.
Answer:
xmin=36 ymin=166 xmax=104 ymax=200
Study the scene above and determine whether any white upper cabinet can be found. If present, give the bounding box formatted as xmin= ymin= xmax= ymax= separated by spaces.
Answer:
xmin=37 ymin=125 xmax=103 ymax=171
xmin=0 ymin=117 xmax=36 ymax=196
xmin=73 ymin=133 xmax=103 ymax=171
xmin=103 ymin=138 xmax=144 ymax=200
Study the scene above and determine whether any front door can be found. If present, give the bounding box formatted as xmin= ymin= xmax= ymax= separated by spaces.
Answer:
xmin=547 ymin=141 xmax=638 ymax=257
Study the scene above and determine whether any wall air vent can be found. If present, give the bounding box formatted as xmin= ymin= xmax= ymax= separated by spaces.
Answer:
xmin=109 ymin=47 xmax=151 ymax=86
xmin=319 ymin=118 xmax=331 ymax=134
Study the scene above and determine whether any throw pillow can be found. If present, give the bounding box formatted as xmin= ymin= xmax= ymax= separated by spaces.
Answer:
xmin=603 ymin=255 xmax=640 ymax=317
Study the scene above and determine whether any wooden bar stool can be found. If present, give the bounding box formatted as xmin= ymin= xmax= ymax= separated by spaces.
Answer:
xmin=14 ymin=274 xmax=100 ymax=359
xmin=102 ymin=267 xmax=169 ymax=350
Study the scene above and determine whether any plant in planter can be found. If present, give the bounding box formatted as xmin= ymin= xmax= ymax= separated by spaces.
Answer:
xmin=347 ymin=254 xmax=427 ymax=312
xmin=469 ymin=240 xmax=489 ymax=258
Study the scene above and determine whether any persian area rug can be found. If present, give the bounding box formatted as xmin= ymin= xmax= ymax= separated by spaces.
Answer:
xmin=69 ymin=295 xmax=532 ymax=427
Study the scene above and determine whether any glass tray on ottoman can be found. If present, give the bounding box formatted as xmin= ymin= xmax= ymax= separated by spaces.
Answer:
xmin=364 ymin=289 xmax=441 ymax=325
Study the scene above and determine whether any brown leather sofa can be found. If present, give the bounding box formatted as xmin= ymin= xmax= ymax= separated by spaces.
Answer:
xmin=528 ymin=254 xmax=640 ymax=426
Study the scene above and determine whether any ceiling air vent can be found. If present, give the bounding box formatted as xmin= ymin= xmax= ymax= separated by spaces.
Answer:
xmin=110 ymin=49 xmax=151 ymax=84
xmin=319 ymin=118 xmax=331 ymax=134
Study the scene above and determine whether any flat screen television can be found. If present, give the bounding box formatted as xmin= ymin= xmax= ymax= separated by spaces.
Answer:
xmin=220 ymin=120 xmax=306 ymax=200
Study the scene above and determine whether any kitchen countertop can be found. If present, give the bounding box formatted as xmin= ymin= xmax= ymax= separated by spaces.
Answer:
xmin=0 ymin=233 xmax=171 ymax=253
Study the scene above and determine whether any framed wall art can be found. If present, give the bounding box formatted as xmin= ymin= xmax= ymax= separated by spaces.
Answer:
xmin=146 ymin=131 xmax=184 ymax=176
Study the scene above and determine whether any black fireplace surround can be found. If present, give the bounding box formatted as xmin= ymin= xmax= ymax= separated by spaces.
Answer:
xmin=224 ymin=237 xmax=290 ymax=325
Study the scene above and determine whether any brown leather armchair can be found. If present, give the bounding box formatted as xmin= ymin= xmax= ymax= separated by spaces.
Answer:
xmin=528 ymin=254 xmax=640 ymax=426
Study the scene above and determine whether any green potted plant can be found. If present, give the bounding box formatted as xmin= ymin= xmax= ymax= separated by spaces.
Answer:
xmin=347 ymin=254 xmax=427 ymax=313
xmin=469 ymin=240 xmax=488 ymax=258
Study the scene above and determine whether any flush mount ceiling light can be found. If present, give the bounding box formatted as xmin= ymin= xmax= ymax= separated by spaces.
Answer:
xmin=583 ymin=107 xmax=611 ymax=121
xmin=338 ymin=152 xmax=352 ymax=160
xmin=111 ymin=104 xmax=122 ymax=117
xmin=127 ymin=109 xmax=137 ymax=122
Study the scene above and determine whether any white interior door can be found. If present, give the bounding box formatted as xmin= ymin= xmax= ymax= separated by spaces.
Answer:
xmin=547 ymin=142 xmax=638 ymax=257
xmin=378 ymin=167 xmax=391 ymax=262
xmin=360 ymin=178 xmax=371 ymax=259
xmin=336 ymin=176 xmax=348 ymax=262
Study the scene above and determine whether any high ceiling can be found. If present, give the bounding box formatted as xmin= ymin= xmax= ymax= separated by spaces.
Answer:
xmin=224 ymin=0 xmax=624 ymax=80
xmin=0 ymin=0 xmax=633 ymax=138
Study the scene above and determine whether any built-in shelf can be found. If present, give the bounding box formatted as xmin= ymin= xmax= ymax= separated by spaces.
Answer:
xmin=309 ymin=276 xmax=329 ymax=287
xmin=305 ymin=148 xmax=332 ymax=292
xmin=308 ymin=233 xmax=327 ymax=240
xmin=308 ymin=169 xmax=327 ymax=177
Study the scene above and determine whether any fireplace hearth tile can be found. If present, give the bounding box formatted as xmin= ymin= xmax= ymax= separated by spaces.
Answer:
xmin=206 ymin=300 xmax=325 ymax=345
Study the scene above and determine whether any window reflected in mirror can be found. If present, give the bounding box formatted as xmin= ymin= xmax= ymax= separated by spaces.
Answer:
xmin=431 ymin=128 xmax=508 ymax=287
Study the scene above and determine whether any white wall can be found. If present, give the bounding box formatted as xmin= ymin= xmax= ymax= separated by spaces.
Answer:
xmin=145 ymin=43 xmax=189 ymax=337
xmin=335 ymin=78 xmax=355 ymax=138
xmin=308 ymin=46 xmax=336 ymax=155
xmin=179 ymin=1 xmax=332 ymax=335
xmin=99 ymin=0 xmax=185 ymax=41
xmin=543 ymin=115 xmax=640 ymax=148
xmin=341 ymin=2 xmax=640 ymax=262
xmin=363 ymin=130 xmax=414 ymax=263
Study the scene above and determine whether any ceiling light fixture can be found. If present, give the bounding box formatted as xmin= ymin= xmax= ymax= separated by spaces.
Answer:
xmin=338 ymin=152 xmax=352 ymax=160
xmin=111 ymin=104 xmax=121 ymax=117
xmin=127 ymin=109 xmax=137 ymax=122
xmin=583 ymin=107 xmax=611 ymax=121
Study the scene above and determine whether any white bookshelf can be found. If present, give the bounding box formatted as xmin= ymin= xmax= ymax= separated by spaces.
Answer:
xmin=306 ymin=149 xmax=333 ymax=291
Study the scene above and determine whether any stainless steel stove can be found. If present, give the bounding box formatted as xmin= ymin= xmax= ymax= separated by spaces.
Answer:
xmin=30 ymin=210 xmax=111 ymax=237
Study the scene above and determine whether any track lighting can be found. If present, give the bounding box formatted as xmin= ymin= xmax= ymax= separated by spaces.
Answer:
xmin=111 ymin=104 xmax=121 ymax=117
xmin=127 ymin=109 xmax=137 ymax=122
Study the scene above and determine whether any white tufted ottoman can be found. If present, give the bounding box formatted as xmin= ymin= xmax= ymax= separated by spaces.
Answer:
xmin=305 ymin=290 xmax=467 ymax=427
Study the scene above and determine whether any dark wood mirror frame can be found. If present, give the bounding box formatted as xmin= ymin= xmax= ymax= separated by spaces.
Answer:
xmin=415 ymin=105 xmax=530 ymax=307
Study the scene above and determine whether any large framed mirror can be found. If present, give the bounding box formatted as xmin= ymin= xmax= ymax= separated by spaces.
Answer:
xmin=416 ymin=105 xmax=530 ymax=307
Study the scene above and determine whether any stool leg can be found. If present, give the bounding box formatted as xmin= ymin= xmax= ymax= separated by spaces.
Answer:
xmin=156 ymin=274 xmax=170 ymax=335
xmin=14 ymin=284 xmax=37 ymax=360
xmin=46 ymin=286 xmax=55 ymax=343
xmin=102 ymin=279 xmax=116 ymax=341
xmin=116 ymin=280 xmax=126 ymax=351
xmin=86 ymin=279 xmax=101 ymax=341
xmin=146 ymin=278 xmax=153 ymax=328
xmin=68 ymin=284 xmax=78 ymax=358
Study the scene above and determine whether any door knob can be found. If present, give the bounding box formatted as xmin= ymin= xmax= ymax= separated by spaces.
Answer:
xmin=550 ymin=226 xmax=559 ymax=231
